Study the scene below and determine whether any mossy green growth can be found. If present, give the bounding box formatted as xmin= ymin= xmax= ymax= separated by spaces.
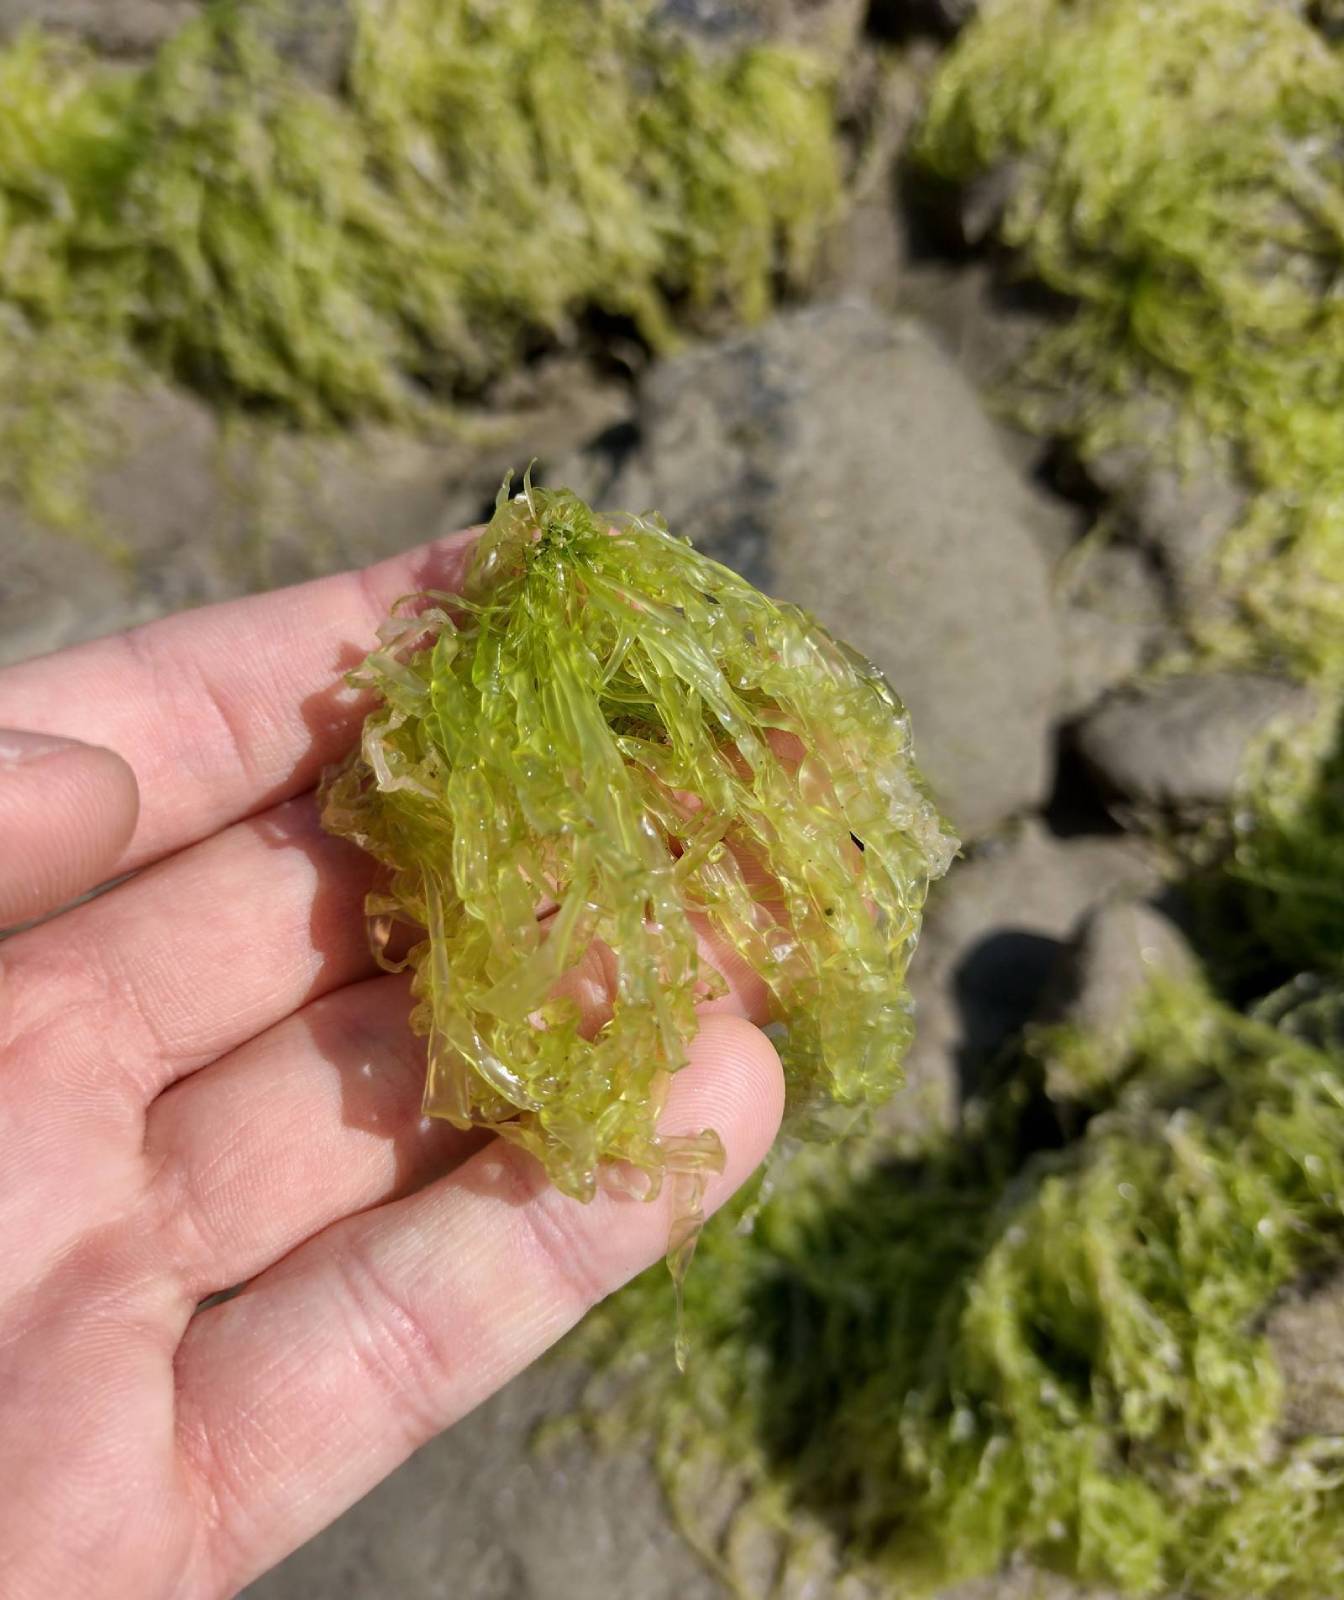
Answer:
xmin=319 ymin=482 xmax=955 ymax=1207
xmin=917 ymin=0 xmax=1344 ymax=677
xmin=1195 ymin=709 xmax=1344 ymax=988
xmin=0 ymin=0 xmax=840 ymax=527
xmin=574 ymin=978 xmax=1344 ymax=1597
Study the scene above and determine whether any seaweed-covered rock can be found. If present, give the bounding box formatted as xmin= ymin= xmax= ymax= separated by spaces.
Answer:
xmin=572 ymin=972 xmax=1344 ymax=1600
xmin=1083 ymin=398 xmax=1247 ymax=618
xmin=0 ymin=368 xmax=631 ymax=669
xmin=0 ymin=0 xmax=353 ymax=80
xmin=1267 ymin=1268 xmax=1344 ymax=1441
xmin=1034 ymin=896 xmax=1197 ymax=1101
xmin=1076 ymin=673 xmax=1319 ymax=811
xmin=570 ymin=300 xmax=1064 ymax=836
xmin=655 ymin=0 xmax=867 ymax=54
xmin=0 ymin=0 xmax=201 ymax=56
xmin=917 ymin=0 xmax=1344 ymax=674
xmin=0 ymin=0 xmax=840 ymax=531
xmin=902 ymin=819 xmax=1160 ymax=1122
xmin=575 ymin=974 xmax=1344 ymax=1598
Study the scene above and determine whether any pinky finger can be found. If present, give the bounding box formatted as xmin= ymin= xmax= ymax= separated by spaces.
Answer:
xmin=0 ymin=730 xmax=139 ymax=927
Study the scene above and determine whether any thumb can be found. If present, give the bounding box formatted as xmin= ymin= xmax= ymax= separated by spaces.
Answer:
xmin=0 ymin=730 xmax=140 ymax=928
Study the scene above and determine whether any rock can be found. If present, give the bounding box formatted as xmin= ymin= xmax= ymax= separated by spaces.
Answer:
xmin=247 ymin=1357 xmax=725 ymax=1600
xmin=928 ymin=0 xmax=979 ymax=29
xmin=813 ymin=54 xmax=923 ymax=311
xmin=958 ymin=160 xmax=1023 ymax=246
xmin=1266 ymin=1269 xmax=1344 ymax=1441
xmin=815 ymin=187 xmax=910 ymax=310
xmin=890 ymin=259 xmax=1085 ymax=550
xmin=896 ymin=259 xmax=1057 ymax=399
xmin=3 ymin=0 xmax=868 ymax=76
xmin=653 ymin=0 xmax=867 ymax=56
xmin=1313 ymin=0 xmax=1344 ymax=41
xmin=938 ymin=1563 xmax=1123 ymax=1600
xmin=0 ymin=386 xmax=230 ymax=670
xmin=0 ymin=0 xmax=201 ymax=55
xmin=899 ymin=820 xmax=1161 ymax=1132
xmin=0 ymin=370 xmax=632 ymax=669
xmin=559 ymin=300 xmax=1064 ymax=837
xmin=1055 ymin=541 xmax=1174 ymax=716
xmin=257 ymin=0 xmax=353 ymax=87
xmin=1034 ymin=896 xmax=1196 ymax=1099
xmin=1075 ymin=672 xmax=1319 ymax=811
xmin=1083 ymin=399 xmax=1247 ymax=615
xmin=1039 ymin=897 xmax=1195 ymax=1039
xmin=0 ymin=0 xmax=352 ymax=84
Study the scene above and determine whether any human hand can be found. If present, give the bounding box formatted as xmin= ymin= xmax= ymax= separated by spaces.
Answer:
xmin=0 ymin=529 xmax=784 ymax=1599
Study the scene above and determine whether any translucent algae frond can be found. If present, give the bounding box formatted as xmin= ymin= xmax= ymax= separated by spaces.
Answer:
xmin=320 ymin=484 xmax=955 ymax=1204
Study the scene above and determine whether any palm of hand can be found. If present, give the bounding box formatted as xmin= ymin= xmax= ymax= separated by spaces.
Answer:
xmin=0 ymin=533 xmax=781 ymax=1599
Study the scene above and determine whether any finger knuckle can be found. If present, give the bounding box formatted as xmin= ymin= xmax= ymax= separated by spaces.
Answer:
xmin=500 ymin=1153 xmax=612 ymax=1315
xmin=331 ymin=1230 xmax=458 ymax=1442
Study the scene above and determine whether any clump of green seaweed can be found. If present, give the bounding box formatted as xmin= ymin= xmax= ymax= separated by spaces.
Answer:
xmin=542 ymin=65 xmax=1344 ymax=1546
xmin=574 ymin=970 xmax=1344 ymax=1598
xmin=319 ymin=481 xmax=954 ymax=1209
xmin=1196 ymin=708 xmax=1344 ymax=990
xmin=917 ymin=0 xmax=1344 ymax=677
xmin=405 ymin=5 xmax=1344 ymax=1593
xmin=0 ymin=0 xmax=839 ymax=528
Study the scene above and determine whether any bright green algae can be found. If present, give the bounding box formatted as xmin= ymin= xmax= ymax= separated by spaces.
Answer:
xmin=0 ymin=0 xmax=840 ymax=528
xmin=573 ymin=975 xmax=1344 ymax=1598
xmin=319 ymin=483 xmax=955 ymax=1205
xmin=1194 ymin=709 xmax=1344 ymax=991
xmin=917 ymin=0 xmax=1344 ymax=677
xmin=561 ymin=706 xmax=1344 ymax=1597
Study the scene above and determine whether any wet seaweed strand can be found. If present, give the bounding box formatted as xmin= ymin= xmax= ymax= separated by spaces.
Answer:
xmin=319 ymin=481 xmax=954 ymax=1223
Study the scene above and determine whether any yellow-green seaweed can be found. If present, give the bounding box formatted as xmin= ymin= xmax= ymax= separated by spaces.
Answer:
xmin=567 ymin=704 xmax=1344 ymax=1596
xmin=443 ymin=7 xmax=1344 ymax=1592
xmin=917 ymin=0 xmax=1344 ymax=678
xmin=0 ymin=0 xmax=840 ymax=528
xmin=319 ymin=482 xmax=955 ymax=1206
xmin=574 ymin=975 xmax=1344 ymax=1598
xmin=1195 ymin=709 xmax=1344 ymax=989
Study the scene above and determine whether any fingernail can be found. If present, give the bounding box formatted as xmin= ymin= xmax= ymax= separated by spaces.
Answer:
xmin=0 ymin=731 xmax=78 ymax=770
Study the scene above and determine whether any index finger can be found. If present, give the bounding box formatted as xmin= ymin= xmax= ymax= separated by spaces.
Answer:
xmin=0 ymin=528 xmax=478 ymax=873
